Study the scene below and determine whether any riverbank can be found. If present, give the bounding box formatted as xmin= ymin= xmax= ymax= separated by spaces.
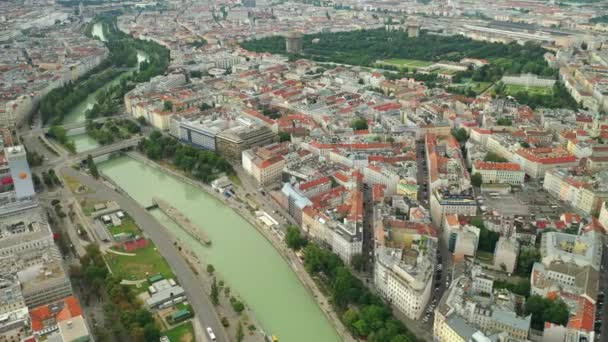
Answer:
xmin=124 ymin=151 xmax=355 ymax=342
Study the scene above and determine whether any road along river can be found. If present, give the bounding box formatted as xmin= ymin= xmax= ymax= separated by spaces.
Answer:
xmin=99 ymin=156 xmax=342 ymax=342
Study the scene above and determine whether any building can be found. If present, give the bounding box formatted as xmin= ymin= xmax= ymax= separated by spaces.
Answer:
xmin=242 ymin=0 xmax=256 ymax=7
xmin=0 ymin=204 xmax=60 ymax=273
xmin=0 ymin=275 xmax=29 ymax=342
xmin=501 ymin=73 xmax=556 ymax=87
xmin=29 ymin=296 xmax=91 ymax=342
xmin=514 ymin=147 xmax=577 ymax=179
xmin=374 ymin=240 xmax=435 ymax=321
xmin=281 ymin=183 xmax=312 ymax=225
xmin=5 ymin=146 xmax=35 ymax=200
xmin=434 ymin=267 xmax=531 ymax=342
xmin=472 ymin=160 xmax=525 ymax=185
xmin=493 ymin=237 xmax=519 ymax=274
xmin=169 ymin=116 xmax=227 ymax=151
xmin=443 ymin=214 xmax=480 ymax=260
xmin=407 ymin=24 xmax=420 ymax=38
xmin=543 ymin=168 xmax=608 ymax=216
xmin=242 ymin=143 xmax=289 ymax=186
xmin=285 ymin=31 xmax=304 ymax=54
xmin=599 ymin=201 xmax=608 ymax=232
xmin=145 ymin=279 xmax=186 ymax=310
xmin=216 ymin=120 xmax=276 ymax=160
xmin=363 ymin=164 xmax=400 ymax=196
xmin=17 ymin=260 xmax=73 ymax=308
xmin=531 ymin=230 xmax=602 ymax=302
xmin=430 ymin=188 xmax=477 ymax=227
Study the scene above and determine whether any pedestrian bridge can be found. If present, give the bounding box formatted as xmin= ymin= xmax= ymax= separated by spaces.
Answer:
xmin=72 ymin=136 xmax=143 ymax=161
xmin=43 ymin=115 xmax=130 ymax=133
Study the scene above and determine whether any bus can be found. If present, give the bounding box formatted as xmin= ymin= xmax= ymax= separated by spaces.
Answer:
xmin=206 ymin=327 xmax=216 ymax=341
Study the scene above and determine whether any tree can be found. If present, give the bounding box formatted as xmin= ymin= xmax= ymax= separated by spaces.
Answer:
xmin=525 ymin=295 xmax=569 ymax=330
xmin=351 ymin=117 xmax=368 ymax=131
xmin=484 ymin=152 xmax=508 ymax=163
xmin=471 ymin=172 xmax=482 ymax=187
xmin=221 ymin=317 xmax=230 ymax=327
xmin=451 ymin=128 xmax=468 ymax=143
xmin=210 ymin=277 xmax=219 ymax=305
xmin=206 ymin=264 xmax=215 ymax=274
xmin=236 ymin=323 xmax=245 ymax=342
xmin=351 ymin=254 xmax=366 ymax=271
xmin=496 ymin=117 xmax=512 ymax=126
xmin=230 ymin=297 xmax=245 ymax=314
xmin=520 ymin=141 xmax=530 ymax=148
xmin=136 ymin=116 xmax=147 ymax=126
xmin=517 ymin=246 xmax=541 ymax=277
xmin=163 ymin=101 xmax=173 ymax=111
xmin=278 ymin=131 xmax=291 ymax=142
xmin=471 ymin=217 xmax=499 ymax=253
xmin=87 ymin=155 xmax=100 ymax=179
xmin=285 ymin=225 xmax=307 ymax=250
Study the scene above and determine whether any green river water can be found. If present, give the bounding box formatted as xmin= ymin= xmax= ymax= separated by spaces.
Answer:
xmin=66 ymin=22 xmax=147 ymax=153
xmin=99 ymin=156 xmax=341 ymax=342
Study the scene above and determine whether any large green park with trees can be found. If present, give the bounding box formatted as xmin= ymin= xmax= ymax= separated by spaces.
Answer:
xmin=138 ymin=130 xmax=234 ymax=183
xmin=241 ymin=29 xmax=555 ymax=81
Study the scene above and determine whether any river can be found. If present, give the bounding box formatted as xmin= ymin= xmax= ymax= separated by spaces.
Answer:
xmin=99 ymin=156 xmax=341 ymax=342
xmin=65 ymin=22 xmax=148 ymax=153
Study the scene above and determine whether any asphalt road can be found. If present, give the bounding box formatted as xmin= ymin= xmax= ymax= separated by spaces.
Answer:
xmin=415 ymin=140 xmax=451 ymax=331
xmin=597 ymin=238 xmax=607 ymax=341
xmin=59 ymin=166 xmax=223 ymax=342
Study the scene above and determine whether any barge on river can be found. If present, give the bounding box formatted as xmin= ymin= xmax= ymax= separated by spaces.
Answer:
xmin=152 ymin=196 xmax=211 ymax=245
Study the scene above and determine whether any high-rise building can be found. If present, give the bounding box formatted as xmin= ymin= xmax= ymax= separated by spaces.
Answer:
xmin=285 ymin=31 xmax=304 ymax=54
xmin=5 ymin=146 xmax=34 ymax=200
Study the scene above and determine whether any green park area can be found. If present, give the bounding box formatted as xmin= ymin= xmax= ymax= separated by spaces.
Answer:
xmin=106 ymin=243 xmax=175 ymax=281
xmin=241 ymin=29 xmax=555 ymax=83
xmin=503 ymin=84 xmax=553 ymax=96
xmin=447 ymin=79 xmax=492 ymax=96
xmin=109 ymin=218 xmax=140 ymax=236
xmin=165 ymin=321 xmax=195 ymax=342
xmin=376 ymin=58 xmax=433 ymax=69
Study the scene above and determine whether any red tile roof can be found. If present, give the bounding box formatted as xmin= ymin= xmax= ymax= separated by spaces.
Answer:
xmin=299 ymin=176 xmax=330 ymax=191
xmin=568 ymin=296 xmax=595 ymax=332
xmin=30 ymin=296 xmax=83 ymax=332
xmin=474 ymin=160 xmax=521 ymax=171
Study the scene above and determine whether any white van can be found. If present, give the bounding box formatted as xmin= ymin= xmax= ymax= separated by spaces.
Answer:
xmin=206 ymin=327 xmax=216 ymax=341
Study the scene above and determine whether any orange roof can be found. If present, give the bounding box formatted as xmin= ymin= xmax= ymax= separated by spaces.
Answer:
xmin=299 ymin=176 xmax=330 ymax=191
xmin=474 ymin=160 xmax=521 ymax=171
xmin=30 ymin=296 xmax=83 ymax=332
xmin=444 ymin=213 xmax=459 ymax=227
xmin=568 ymin=296 xmax=595 ymax=332
xmin=259 ymin=155 xmax=284 ymax=169
xmin=516 ymin=148 xmax=577 ymax=165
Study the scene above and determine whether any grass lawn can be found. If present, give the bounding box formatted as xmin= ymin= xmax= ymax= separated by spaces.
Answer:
xmin=449 ymin=80 xmax=492 ymax=95
xmin=377 ymin=58 xmax=433 ymax=69
xmin=228 ymin=173 xmax=242 ymax=187
xmin=504 ymin=84 xmax=553 ymax=96
xmin=63 ymin=174 xmax=85 ymax=193
xmin=165 ymin=321 xmax=195 ymax=342
xmin=109 ymin=218 xmax=140 ymax=236
xmin=477 ymin=251 xmax=494 ymax=265
xmin=106 ymin=243 xmax=175 ymax=281
xmin=80 ymin=199 xmax=105 ymax=216
xmin=470 ymin=82 xmax=492 ymax=93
